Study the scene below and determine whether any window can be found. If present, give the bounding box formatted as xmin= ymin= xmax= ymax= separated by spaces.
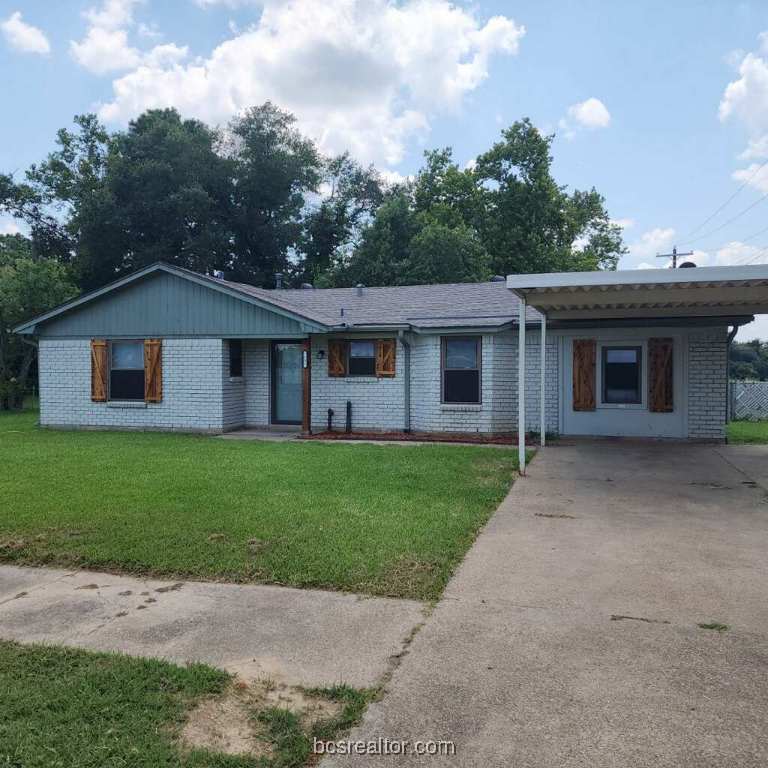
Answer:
xmin=229 ymin=339 xmax=243 ymax=378
xmin=348 ymin=340 xmax=376 ymax=376
xmin=442 ymin=336 xmax=481 ymax=403
xmin=602 ymin=346 xmax=642 ymax=404
xmin=110 ymin=341 xmax=144 ymax=401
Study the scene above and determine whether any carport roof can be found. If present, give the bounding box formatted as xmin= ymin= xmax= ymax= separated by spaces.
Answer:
xmin=506 ymin=265 xmax=768 ymax=322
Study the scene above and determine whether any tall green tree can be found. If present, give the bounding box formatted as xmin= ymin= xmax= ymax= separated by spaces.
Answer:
xmin=0 ymin=235 xmax=76 ymax=409
xmin=223 ymin=102 xmax=323 ymax=286
xmin=475 ymin=119 xmax=625 ymax=274
xmin=300 ymin=153 xmax=383 ymax=285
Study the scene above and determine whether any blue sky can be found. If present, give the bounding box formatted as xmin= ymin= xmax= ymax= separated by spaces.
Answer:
xmin=3 ymin=0 xmax=768 ymax=337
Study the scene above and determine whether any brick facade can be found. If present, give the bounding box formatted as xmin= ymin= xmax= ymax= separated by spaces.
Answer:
xmin=687 ymin=328 xmax=728 ymax=439
xmin=39 ymin=338 xmax=225 ymax=432
xmin=38 ymin=326 xmax=727 ymax=439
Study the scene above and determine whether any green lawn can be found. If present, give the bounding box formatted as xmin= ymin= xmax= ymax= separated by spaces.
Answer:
xmin=0 ymin=408 xmax=519 ymax=600
xmin=0 ymin=640 xmax=371 ymax=768
xmin=727 ymin=420 xmax=768 ymax=444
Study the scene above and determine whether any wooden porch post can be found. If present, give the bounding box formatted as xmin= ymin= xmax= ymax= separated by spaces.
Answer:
xmin=302 ymin=338 xmax=312 ymax=434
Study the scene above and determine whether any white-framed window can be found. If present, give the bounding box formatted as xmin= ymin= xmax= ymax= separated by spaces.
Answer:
xmin=442 ymin=336 xmax=482 ymax=404
xmin=348 ymin=340 xmax=376 ymax=376
xmin=110 ymin=340 xmax=144 ymax=401
xmin=598 ymin=342 xmax=646 ymax=409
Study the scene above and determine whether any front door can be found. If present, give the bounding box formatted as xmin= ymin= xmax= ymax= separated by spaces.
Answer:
xmin=271 ymin=342 xmax=303 ymax=424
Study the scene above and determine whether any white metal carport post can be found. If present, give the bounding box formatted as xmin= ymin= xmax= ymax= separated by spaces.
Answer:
xmin=518 ymin=296 xmax=526 ymax=475
xmin=540 ymin=312 xmax=546 ymax=448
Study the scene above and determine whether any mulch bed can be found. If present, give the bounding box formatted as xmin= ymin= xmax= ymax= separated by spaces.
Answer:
xmin=300 ymin=430 xmax=538 ymax=445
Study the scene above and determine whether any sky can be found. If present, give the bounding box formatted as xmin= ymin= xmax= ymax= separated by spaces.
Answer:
xmin=2 ymin=0 xmax=768 ymax=339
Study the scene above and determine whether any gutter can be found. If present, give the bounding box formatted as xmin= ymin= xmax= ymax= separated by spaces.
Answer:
xmin=398 ymin=330 xmax=412 ymax=433
xmin=726 ymin=325 xmax=738 ymax=426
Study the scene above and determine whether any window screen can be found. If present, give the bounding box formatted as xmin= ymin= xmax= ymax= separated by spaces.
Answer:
xmin=443 ymin=337 xmax=481 ymax=403
xmin=229 ymin=340 xmax=243 ymax=377
xmin=110 ymin=341 xmax=144 ymax=400
xmin=348 ymin=340 xmax=376 ymax=376
xmin=602 ymin=346 xmax=642 ymax=404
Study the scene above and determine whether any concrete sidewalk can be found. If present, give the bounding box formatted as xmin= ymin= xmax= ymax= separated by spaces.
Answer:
xmin=324 ymin=442 xmax=768 ymax=767
xmin=0 ymin=565 xmax=425 ymax=688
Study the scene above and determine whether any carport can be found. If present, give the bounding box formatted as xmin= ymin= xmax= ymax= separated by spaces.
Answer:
xmin=507 ymin=265 xmax=768 ymax=473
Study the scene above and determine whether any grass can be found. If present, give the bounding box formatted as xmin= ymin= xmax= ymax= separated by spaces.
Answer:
xmin=698 ymin=621 xmax=730 ymax=632
xmin=258 ymin=685 xmax=372 ymax=767
xmin=727 ymin=420 xmax=768 ymax=444
xmin=0 ymin=640 xmax=236 ymax=768
xmin=0 ymin=407 xmax=521 ymax=600
xmin=0 ymin=640 xmax=372 ymax=768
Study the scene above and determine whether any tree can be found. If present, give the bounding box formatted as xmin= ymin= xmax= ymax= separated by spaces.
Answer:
xmin=0 ymin=235 xmax=76 ymax=409
xmin=300 ymin=153 xmax=383 ymax=285
xmin=223 ymin=103 xmax=323 ymax=286
xmin=475 ymin=119 xmax=625 ymax=274
xmin=730 ymin=340 xmax=768 ymax=381
xmin=332 ymin=188 xmax=490 ymax=287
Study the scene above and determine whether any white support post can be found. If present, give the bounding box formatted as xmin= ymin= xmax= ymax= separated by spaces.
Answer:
xmin=540 ymin=313 xmax=547 ymax=448
xmin=518 ymin=297 xmax=527 ymax=475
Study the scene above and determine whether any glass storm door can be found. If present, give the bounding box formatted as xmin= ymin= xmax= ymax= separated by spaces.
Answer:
xmin=272 ymin=342 xmax=303 ymax=424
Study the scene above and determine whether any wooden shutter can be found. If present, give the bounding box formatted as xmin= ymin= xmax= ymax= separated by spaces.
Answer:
xmin=649 ymin=337 xmax=674 ymax=413
xmin=327 ymin=340 xmax=347 ymax=377
xmin=144 ymin=339 xmax=163 ymax=403
xmin=572 ymin=339 xmax=596 ymax=411
xmin=90 ymin=339 xmax=108 ymax=402
xmin=376 ymin=339 xmax=396 ymax=377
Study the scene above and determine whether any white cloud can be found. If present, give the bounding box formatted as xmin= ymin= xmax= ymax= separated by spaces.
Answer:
xmin=719 ymin=38 xmax=768 ymax=189
xmin=567 ymin=97 xmax=611 ymax=129
xmin=558 ymin=97 xmax=610 ymax=140
xmin=611 ymin=217 xmax=635 ymax=231
xmin=71 ymin=27 xmax=142 ymax=73
xmin=94 ymin=0 xmax=524 ymax=166
xmin=627 ymin=227 xmax=675 ymax=262
xmin=85 ymin=0 xmax=144 ymax=30
xmin=70 ymin=0 xmax=160 ymax=74
xmin=712 ymin=240 xmax=766 ymax=266
xmin=0 ymin=216 xmax=23 ymax=236
xmin=732 ymin=161 xmax=768 ymax=193
xmin=1 ymin=11 xmax=50 ymax=55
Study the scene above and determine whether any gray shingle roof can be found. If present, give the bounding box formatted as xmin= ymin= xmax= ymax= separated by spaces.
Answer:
xmin=212 ymin=278 xmax=538 ymax=330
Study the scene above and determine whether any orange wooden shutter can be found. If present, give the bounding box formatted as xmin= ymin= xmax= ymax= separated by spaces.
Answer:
xmin=572 ymin=339 xmax=596 ymax=411
xmin=90 ymin=339 xmax=108 ymax=402
xmin=376 ymin=339 xmax=396 ymax=377
xmin=327 ymin=340 xmax=347 ymax=377
xmin=649 ymin=337 xmax=674 ymax=413
xmin=144 ymin=339 xmax=163 ymax=403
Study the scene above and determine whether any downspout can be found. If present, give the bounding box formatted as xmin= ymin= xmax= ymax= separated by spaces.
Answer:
xmin=726 ymin=325 xmax=738 ymax=429
xmin=398 ymin=330 xmax=411 ymax=433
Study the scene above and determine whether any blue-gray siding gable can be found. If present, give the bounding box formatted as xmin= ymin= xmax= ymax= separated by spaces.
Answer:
xmin=37 ymin=271 xmax=314 ymax=338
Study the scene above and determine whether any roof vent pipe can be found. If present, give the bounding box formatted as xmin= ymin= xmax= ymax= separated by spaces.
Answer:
xmin=490 ymin=275 xmax=506 ymax=282
xmin=275 ymin=272 xmax=284 ymax=289
xmin=356 ymin=283 xmax=364 ymax=297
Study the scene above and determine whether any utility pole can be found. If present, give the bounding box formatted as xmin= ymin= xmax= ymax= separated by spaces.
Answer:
xmin=656 ymin=246 xmax=693 ymax=269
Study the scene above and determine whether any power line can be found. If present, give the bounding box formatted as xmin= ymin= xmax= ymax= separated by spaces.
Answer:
xmin=679 ymin=188 xmax=768 ymax=247
xmin=678 ymin=156 xmax=768 ymax=244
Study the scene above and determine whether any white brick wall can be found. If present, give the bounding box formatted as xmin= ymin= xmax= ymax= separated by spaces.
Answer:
xmin=222 ymin=340 xmax=246 ymax=430
xmin=38 ymin=327 xmax=726 ymax=439
xmin=687 ymin=328 xmax=728 ymax=439
xmin=310 ymin=336 xmax=405 ymax=431
xmin=244 ymin=340 xmax=270 ymax=427
xmin=39 ymin=338 xmax=225 ymax=432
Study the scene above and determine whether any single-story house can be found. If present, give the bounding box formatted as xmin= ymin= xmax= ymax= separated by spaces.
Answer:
xmin=14 ymin=262 xmax=768 ymax=463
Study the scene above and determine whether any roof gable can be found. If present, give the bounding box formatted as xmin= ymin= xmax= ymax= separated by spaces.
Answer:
xmin=15 ymin=263 xmax=328 ymax=337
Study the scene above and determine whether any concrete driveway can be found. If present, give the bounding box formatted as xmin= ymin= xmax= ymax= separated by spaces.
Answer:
xmin=325 ymin=441 xmax=768 ymax=768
